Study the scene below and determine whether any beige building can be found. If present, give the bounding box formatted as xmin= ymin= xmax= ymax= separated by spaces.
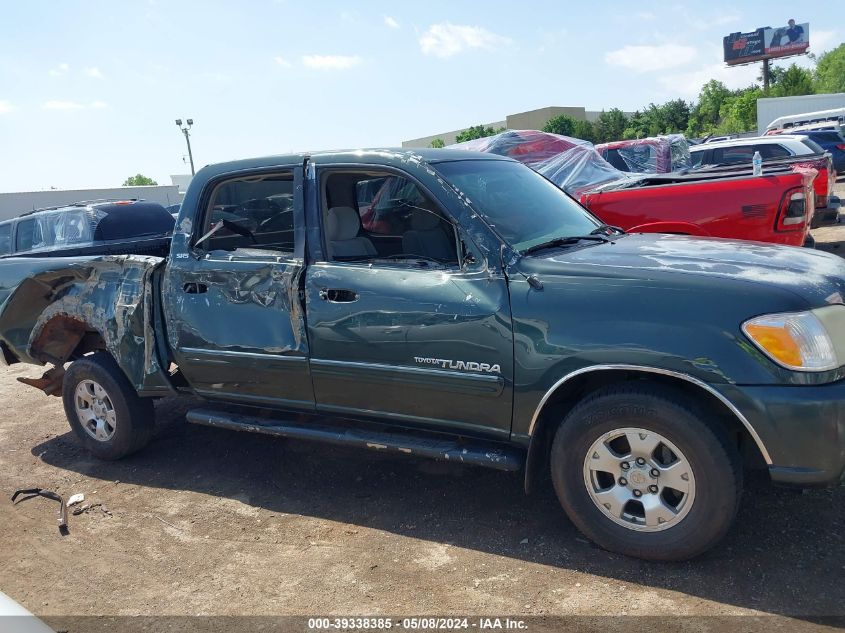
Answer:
xmin=402 ymin=105 xmax=623 ymax=148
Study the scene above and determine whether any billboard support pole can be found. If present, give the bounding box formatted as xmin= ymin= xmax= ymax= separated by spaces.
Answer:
xmin=762 ymin=58 xmax=771 ymax=91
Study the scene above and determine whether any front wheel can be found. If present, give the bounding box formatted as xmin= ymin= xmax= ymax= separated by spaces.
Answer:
xmin=62 ymin=352 xmax=155 ymax=460
xmin=550 ymin=384 xmax=742 ymax=561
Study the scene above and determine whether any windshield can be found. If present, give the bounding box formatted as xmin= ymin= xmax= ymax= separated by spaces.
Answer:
xmin=435 ymin=159 xmax=599 ymax=252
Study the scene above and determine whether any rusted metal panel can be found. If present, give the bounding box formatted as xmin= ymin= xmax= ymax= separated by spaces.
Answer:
xmin=0 ymin=255 xmax=172 ymax=394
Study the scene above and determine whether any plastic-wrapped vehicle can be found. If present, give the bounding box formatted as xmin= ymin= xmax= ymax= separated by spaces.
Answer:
xmin=451 ymin=130 xmax=816 ymax=247
xmin=595 ymin=135 xmax=692 ymax=173
xmin=0 ymin=200 xmax=176 ymax=259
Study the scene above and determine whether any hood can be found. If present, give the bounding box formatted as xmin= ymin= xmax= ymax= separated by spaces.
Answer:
xmin=518 ymin=233 xmax=845 ymax=307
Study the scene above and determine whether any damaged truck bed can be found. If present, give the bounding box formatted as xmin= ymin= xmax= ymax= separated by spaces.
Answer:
xmin=2 ymin=148 xmax=844 ymax=562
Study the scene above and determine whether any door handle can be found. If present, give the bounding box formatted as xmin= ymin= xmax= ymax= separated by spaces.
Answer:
xmin=319 ymin=288 xmax=358 ymax=303
xmin=183 ymin=282 xmax=208 ymax=294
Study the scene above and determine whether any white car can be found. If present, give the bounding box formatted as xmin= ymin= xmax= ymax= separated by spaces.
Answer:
xmin=0 ymin=592 xmax=55 ymax=633
xmin=690 ymin=135 xmax=824 ymax=168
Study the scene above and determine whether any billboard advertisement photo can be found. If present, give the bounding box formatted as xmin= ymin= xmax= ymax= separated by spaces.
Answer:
xmin=723 ymin=20 xmax=809 ymax=66
xmin=764 ymin=21 xmax=809 ymax=56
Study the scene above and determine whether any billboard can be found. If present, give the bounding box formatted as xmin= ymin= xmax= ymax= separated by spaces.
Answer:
xmin=724 ymin=21 xmax=809 ymax=65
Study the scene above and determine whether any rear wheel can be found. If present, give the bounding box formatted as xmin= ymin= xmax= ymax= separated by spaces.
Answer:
xmin=550 ymin=384 xmax=742 ymax=561
xmin=62 ymin=352 xmax=155 ymax=460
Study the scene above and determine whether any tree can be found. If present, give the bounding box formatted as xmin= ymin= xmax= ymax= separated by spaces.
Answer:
xmin=653 ymin=99 xmax=691 ymax=134
xmin=686 ymin=80 xmax=733 ymax=137
xmin=542 ymin=114 xmax=576 ymax=136
xmin=815 ymin=44 xmax=845 ymax=93
xmin=123 ymin=174 xmax=158 ymax=186
xmin=572 ymin=120 xmax=597 ymax=143
xmin=768 ymin=63 xmax=814 ymax=97
xmin=430 ymin=138 xmax=445 ymax=148
xmin=717 ymin=88 xmax=762 ymax=134
xmin=454 ymin=124 xmax=506 ymax=143
xmin=592 ymin=108 xmax=629 ymax=144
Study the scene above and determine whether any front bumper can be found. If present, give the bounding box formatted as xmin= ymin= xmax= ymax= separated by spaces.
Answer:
xmin=719 ymin=381 xmax=845 ymax=486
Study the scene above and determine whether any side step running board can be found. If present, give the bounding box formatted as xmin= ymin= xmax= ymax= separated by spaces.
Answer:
xmin=186 ymin=408 xmax=524 ymax=472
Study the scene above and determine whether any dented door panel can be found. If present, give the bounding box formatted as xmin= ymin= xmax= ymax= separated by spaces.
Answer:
xmin=164 ymin=256 xmax=313 ymax=406
xmin=163 ymin=163 xmax=314 ymax=408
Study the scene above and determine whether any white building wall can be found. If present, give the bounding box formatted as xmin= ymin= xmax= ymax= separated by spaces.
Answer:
xmin=0 ymin=185 xmax=182 ymax=222
xmin=757 ymin=93 xmax=845 ymax=134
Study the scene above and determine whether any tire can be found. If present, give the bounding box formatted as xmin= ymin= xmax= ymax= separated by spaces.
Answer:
xmin=550 ymin=383 xmax=742 ymax=561
xmin=62 ymin=351 xmax=155 ymax=460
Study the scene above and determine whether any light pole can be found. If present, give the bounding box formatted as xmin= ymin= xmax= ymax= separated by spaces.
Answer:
xmin=175 ymin=118 xmax=195 ymax=176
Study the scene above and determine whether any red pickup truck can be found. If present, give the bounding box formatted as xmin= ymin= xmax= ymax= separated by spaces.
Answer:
xmin=452 ymin=130 xmax=816 ymax=247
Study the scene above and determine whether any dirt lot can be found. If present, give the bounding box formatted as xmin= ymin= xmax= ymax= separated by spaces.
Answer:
xmin=1 ymin=359 xmax=843 ymax=631
xmin=1 ymin=181 xmax=844 ymax=632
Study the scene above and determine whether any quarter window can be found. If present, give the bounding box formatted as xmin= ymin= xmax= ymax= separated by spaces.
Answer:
xmin=0 ymin=223 xmax=10 ymax=255
xmin=15 ymin=218 xmax=48 ymax=252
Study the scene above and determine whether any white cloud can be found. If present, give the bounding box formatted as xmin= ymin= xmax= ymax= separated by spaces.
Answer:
xmin=811 ymin=29 xmax=837 ymax=54
xmin=49 ymin=62 xmax=70 ymax=76
xmin=384 ymin=15 xmax=399 ymax=29
xmin=274 ymin=56 xmax=292 ymax=68
xmin=42 ymin=100 xmax=108 ymax=111
xmin=684 ymin=10 xmax=742 ymax=31
xmin=419 ymin=23 xmax=510 ymax=58
xmin=85 ymin=67 xmax=104 ymax=79
xmin=605 ymin=44 xmax=697 ymax=72
xmin=302 ymin=54 xmax=361 ymax=70
xmin=659 ymin=61 xmax=759 ymax=100
xmin=0 ymin=100 xmax=13 ymax=114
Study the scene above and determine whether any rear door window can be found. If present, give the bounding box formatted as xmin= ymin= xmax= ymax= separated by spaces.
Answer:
xmin=755 ymin=144 xmax=791 ymax=159
xmin=200 ymin=173 xmax=296 ymax=253
xmin=712 ymin=146 xmax=753 ymax=164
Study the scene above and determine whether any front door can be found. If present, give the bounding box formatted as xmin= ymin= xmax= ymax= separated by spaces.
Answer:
xmin=304 ymin=166 xmax=513 ymax=437
xmin=166 ymin=166 xmax=314 ymax=410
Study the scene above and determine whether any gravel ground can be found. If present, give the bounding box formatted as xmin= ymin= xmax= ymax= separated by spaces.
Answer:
xmin=812 ymin=179 xmax=845 ymax=252
xmin=0 ymin=362 xmax=843 ymax=632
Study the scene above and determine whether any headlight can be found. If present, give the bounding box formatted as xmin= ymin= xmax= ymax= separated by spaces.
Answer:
xmin=742 ymin=309 xmax=840 ymax=372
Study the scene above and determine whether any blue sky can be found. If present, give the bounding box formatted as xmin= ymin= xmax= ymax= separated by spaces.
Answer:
xmin=0 ymin=1 xmax=839 ymax=191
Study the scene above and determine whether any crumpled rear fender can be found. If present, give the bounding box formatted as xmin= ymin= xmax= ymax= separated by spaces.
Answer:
xmin=0 ymin=255 xmax=172 ymax=395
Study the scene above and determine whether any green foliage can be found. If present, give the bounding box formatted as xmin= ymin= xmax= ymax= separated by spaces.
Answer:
xmin=768 ymin=63 xmax=814 ymax=97
xmin=430 ymin=138 xmax=445 ymax=148
xmin=122 ymin=174 xmax=158 ymax=186
xmin=542 ymin=114 xmax=603 ymax=143
xmin=686 ymin=80 xmax=733 ymax=137
xmin=542 ymin=114 xmax=577 ymax=136
xmin=454 ymin=124 xmax=506 ymax=143
xmin=814 ymin=44 xmax=845 ymax=93
xmin=572 ymin=120 xmax=597 ymax=143
xmin=592 ymin=108 xmax=628 ymax=144
xmin=619 ymin=101 xmax=690 ymax=139
xmin=716 ymin=88 xmax=762 ymax=134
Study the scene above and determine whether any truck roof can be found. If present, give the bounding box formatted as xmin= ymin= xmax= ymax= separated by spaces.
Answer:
xmin=199 ymin=148 xmax=512 ymax=177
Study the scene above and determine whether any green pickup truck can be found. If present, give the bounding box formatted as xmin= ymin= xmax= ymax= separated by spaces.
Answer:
xmin=1 ymin=149 xmax=844 ymax=561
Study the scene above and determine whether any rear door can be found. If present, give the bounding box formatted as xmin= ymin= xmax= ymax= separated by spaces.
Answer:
xmin=165 ymin=165 xmax=314 ymax=409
